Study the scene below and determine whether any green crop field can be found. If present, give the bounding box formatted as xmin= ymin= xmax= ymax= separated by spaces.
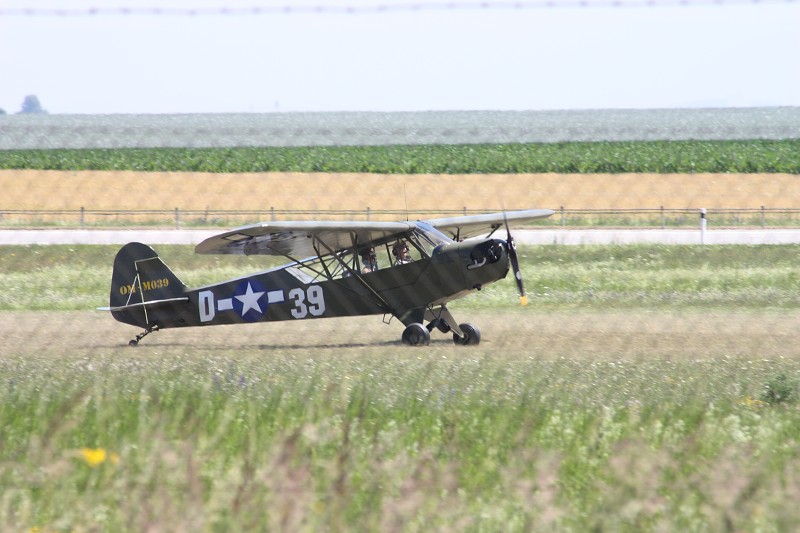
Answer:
xmin=2 ymin=244 xmax=800 ymax=531
xmin=2 ymin=140 xmax=800 ymax=174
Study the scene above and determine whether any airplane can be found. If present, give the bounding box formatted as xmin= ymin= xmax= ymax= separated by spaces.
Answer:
xmin=100 ymin=209 xmax=553 ymax=347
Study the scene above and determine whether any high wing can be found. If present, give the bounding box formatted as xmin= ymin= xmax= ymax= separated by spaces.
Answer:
xmin=195 ymin=209 xmax=554 ymax=257
xmin=195 ymin=220 xmax=415 ymax=257
xmin=424 ymin=209 xmax=554 ymax=240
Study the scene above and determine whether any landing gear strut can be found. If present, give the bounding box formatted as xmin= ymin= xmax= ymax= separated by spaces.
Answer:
xmin=129 ymin=325 xmax=158 ymax=347
xmin=399 ymin=305 xmax=482 ymax=346
xmin=426 ymin=318 xmax=451 ymax=334
xmin=426 ymin=306 xmax=481 ymax=346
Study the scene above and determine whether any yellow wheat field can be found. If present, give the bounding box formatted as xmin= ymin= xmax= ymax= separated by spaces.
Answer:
xmin=2 ymin=170 xmax=798 ymax=214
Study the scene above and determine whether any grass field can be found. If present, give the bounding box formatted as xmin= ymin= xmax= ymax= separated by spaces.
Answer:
xmin=2 ymin=244 xmax=800 ymax=531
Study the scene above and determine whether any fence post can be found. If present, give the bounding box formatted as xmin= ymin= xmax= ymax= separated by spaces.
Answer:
xmin=175 ymin=208 xmax=180 ymax=230
xmin=761 ymin=205 xmax=766 ymax=229
xmin=560 ymin=206 xmax=565 ymax=228
xmin=366 ymin=207 xmax=371 ymax=221
xmin=80 ymin=207 xmax=85 ymax=229
xmin=270 ymin=207 xmax=275 ymax=221
xmin=660 ymin=206 xmax=665 ymax=229
xmin=700 ymin=208 xmax=707 ymax=245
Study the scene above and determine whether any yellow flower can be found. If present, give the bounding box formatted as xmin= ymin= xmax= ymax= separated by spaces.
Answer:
xmin=739 ymin=396 xmax=766 ymax=408
xmin=81 ymin=448 xmax=108 ymax=467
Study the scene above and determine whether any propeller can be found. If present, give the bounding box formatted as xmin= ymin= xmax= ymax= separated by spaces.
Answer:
xmin=503 ymin=211 xmax=528 ymax=306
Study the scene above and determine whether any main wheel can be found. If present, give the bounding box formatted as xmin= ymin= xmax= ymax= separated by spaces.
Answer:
xmin=402 ymin=323 xmax=431 ymax=346
xmin=453 ymin=323 xmax=481 ymax=346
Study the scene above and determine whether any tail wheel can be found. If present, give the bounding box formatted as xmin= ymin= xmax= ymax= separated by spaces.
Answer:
xmin=402 ymin=323 xmax=431 ymax=346
xmin=453 ymin=323 xmax=481 ymax=346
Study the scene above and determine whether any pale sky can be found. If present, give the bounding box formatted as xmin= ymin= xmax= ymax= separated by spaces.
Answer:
xmin=1 ymin=1 xmax=799 ymax=114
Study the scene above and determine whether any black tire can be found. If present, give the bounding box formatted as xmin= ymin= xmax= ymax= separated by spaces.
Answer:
xmin=453 ymin=323 xmax=481 ymax=346
xmin=402 ymin=323 xmax=431 ymax=346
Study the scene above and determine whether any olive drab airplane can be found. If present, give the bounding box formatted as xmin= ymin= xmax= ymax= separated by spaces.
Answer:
xmin=100 ymin=209 xmax=553 ymax=346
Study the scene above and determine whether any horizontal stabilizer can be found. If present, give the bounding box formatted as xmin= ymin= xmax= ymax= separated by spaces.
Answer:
xmin=98 ymin=296 xmax=189 ymax=312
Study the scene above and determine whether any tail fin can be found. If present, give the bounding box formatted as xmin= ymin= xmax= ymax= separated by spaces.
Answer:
xmin=108 ymin=242 xmax=187 ymax=326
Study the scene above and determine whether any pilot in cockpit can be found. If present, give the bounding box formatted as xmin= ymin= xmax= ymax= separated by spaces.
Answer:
xmin=392 ymin=240 xmax=413 ymax=265
xmin=361 ymin=247 xmax=379 ymax=273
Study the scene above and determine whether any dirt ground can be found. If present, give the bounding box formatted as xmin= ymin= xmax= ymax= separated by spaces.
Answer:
xmin=4 ymin=309 xmax=799 ymax=361
xmin=2 ymin=170 xmax=799 ymax=213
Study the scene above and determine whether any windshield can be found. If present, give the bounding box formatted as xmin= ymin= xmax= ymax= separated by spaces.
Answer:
xmin=413 ymin=221 xmax=453 ymax=256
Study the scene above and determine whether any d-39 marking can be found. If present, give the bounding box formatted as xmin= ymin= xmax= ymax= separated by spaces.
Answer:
xmin=196 ymin=280 xmax=325 ymax=323
xmin=100 ymin=209 xmax=553 ymax=346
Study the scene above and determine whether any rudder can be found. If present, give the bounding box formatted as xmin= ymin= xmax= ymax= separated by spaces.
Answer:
xmin=110 ymin=242 xmax=187 ymax=313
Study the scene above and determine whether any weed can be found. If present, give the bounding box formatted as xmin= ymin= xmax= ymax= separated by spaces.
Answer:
xmin=760 ymin=373 xmax=797 ymax=405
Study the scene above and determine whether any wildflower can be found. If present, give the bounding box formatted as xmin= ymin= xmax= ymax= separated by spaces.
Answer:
xmin=80 ymin=447 xmax=120 ymax=467
xmin=739 ymin=396 xmax=766 ymax=409
xmin=81 ymin=448 xmax=107 ymax=467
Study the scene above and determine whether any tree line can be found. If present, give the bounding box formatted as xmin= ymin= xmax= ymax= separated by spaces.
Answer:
xmin=0 ymin=95 xmax=47 ymax=115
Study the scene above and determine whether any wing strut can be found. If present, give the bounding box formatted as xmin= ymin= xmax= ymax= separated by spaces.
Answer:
xmin=313 ymin=233 xmax=398 ymax=316
xmin=311 ymin=238 xmax=335 ymax=280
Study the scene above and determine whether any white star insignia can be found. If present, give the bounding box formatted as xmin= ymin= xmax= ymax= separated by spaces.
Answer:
xmin=235 ymin=282 xmax=265 ymax=316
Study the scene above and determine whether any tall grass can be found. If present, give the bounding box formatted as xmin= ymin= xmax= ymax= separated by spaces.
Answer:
xmin=2 ymin=244 xmax=800 ymax=531
xmin=2 ymin=349 xmax=799 ymax=531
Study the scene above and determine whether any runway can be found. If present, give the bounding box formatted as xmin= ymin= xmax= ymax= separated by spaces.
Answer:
xmin=2 ymin=228 xmax=799 ymax=246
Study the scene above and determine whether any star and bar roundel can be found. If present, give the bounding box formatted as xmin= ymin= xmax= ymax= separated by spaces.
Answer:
xmin=198 ymin=279 xmax=286 ymax=323
xmin=231 ymin=280 xmax=272 ymax=322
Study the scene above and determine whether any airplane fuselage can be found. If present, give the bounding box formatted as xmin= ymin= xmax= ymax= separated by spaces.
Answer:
xmin=111 ymin=238 xmax=510 ymax=331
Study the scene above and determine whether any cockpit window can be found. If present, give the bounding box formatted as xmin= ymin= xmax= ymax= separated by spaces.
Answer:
xmin=413 ymin=222 xmax=452 ymax=256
